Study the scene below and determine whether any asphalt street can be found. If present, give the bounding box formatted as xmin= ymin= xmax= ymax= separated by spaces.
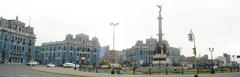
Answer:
xmin=0 ymin=64 xmax=78 ymax=77
xmin=1 ymin=64 xmax=240 ymax=77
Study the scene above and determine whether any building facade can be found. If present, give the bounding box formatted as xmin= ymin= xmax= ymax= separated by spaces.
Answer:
xmin=0 ymin=16 xmax=36 ymax=64
xmin=121 ymin=37 xmax=181 ymax=68
xmin=100 ymin=45 xmax=109 ymax=59
xmin=223 ymin=53 xmax=231 ymax=65
xmin=103 ymin=50 xmax=119 ymax=65
xmin=41 ymin=33 xmax=100 ymax=67
xmin=168 ymin=47 xmax=181 ymax=66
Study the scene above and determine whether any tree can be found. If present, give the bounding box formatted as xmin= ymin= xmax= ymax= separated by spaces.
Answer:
xmin=35 ymin=46 xmax=41 ymax=62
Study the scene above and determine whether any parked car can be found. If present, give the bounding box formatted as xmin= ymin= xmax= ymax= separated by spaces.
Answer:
xmin=27 ymin=61 xmax=38 ymax=66
xmin=100 ymin=65 xmax=110 ymax=69
xmin=63 ymin=63 xmax=74 ymax=68
xmin=46 ymin=63 xmax=55 ymax=67
xmin=76 ymin=64 xmax=80 ymax=68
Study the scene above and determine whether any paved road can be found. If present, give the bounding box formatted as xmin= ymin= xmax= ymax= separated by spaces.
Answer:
xmin=2 ymin=64 xmax=240 ymax=77
xmin=0 ymin=64 xmax=78 ymax=77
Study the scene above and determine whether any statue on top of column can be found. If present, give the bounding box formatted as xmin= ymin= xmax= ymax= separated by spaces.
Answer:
xmin=156 ymin=5 xmax=162 ymax=14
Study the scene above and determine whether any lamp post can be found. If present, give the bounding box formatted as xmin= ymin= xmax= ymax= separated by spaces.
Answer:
xmin=209 ymin=48 xmax=215 ymax=74
xmin=110 ymin=22 xmax=118 ymax=74
xmin=188 ymin=29 xmax=198 ymax=77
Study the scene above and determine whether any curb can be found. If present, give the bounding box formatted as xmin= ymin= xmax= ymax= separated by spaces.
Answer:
xmin=31 ymin=67 xmax=94 ymax=77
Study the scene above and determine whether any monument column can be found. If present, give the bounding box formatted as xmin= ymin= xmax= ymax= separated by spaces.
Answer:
xmin=157 ymin=5 xmax=163 ymax=44
xmin=152 ymin=5 xmax=171 ymax=66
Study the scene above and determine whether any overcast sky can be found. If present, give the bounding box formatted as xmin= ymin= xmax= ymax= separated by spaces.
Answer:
xmin=1 ymin=0 xmax=240 ymax=59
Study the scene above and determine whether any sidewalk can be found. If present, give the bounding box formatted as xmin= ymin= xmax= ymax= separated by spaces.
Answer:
xmin=31 ymin=66 xmax=240 ymax=77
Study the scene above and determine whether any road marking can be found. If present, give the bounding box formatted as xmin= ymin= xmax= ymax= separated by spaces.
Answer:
xmin=15 ymin=75 xmax=28 ymax=77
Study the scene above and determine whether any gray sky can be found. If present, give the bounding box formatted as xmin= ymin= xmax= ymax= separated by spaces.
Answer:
xmin=1 ymin=0 xmax=240 ymax=59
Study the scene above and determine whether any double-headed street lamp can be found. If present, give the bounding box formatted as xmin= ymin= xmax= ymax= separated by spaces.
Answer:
xmin=110 ymin=22 xmax=118 ymax=74
xmin=188 ymin=29 xmax=198 ymax=77
xmin=209 ymin=47 xmax=215 ymax=74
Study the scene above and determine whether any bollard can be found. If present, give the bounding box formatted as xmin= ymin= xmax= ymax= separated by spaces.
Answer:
xmin=96 ymin=68 xmax=98 ymax=73
xmin=133 ymin=68 xmax=136 ymax=75
xmin=149 ymin=68 xmax=152 ymax=75
xmin=238 ymin=66 xmax=239 ymax=72
xmin=165 ymin=67 xmax=168 ymax=75
xmin=197 ymin=68 xmax=199 ymax=74
xmin=222 ymin=67 xmax=224 ymax=73
xmin=88 ymin=67 xmax=90 ymax=72
xmin=181 ymin=66 xmax=184 ymax=74
xmin=211 ymin=68 xmax=215 ymax=74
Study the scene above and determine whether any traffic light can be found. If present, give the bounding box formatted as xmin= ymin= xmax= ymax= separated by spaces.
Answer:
xmin=192 ymin=48 xmax=196 ymax=55
xmin=188 ymin=33 xmax=193 ymax=42
xmin=237 ymin=55 xmax=240 ymax=58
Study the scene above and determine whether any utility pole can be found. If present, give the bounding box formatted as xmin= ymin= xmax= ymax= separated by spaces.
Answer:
xmin=188 ymin=29 xmax=198 ymax=77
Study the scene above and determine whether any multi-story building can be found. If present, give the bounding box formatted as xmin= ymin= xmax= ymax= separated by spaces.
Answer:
xmin=103 ymin=50 xmax=119 ymax=65
xmin=121 ymin=37 xmax=181 ymax=68
xmin=120 ymin=38 xmax=157 ymax=67
xmin=41 ymin=33 xmax=100 ymax=67
xmin=168 ymin=47 xmax=181 ymax=66
xmin=223 ymin=53 xmax=231 ymax=65
xmin=198 ymin=55 xmax=210 ymax=64
xmin=215 ymin=56 xmax=227 ymax=66
xmin=0 ymin=16 xmax=36 ymax=64
xmin=100 ymin=45 xmax=109 ymax=59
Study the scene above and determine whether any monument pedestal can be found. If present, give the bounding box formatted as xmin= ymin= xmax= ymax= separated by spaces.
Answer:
xmin=152 ymin=54 xmax=172 ymax=67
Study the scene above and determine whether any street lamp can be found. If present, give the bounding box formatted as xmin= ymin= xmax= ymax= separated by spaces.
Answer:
xmin=110 ymin=22 xmax=118 ymax=74
xmin=188 ymin=29 xmax=198 ymax=77
xmin=209 ymin=48 xmax=215 ymax=74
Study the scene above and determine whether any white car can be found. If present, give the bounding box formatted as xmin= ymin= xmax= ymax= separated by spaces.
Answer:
xmin=46 ymin=63 xmax=55 ymax=67
xmin=27 ymin=61 xmax=38 ymax=66
xmin=63 ymin=63 xmax=74 ymax=68
xmin=76 ymin=64 xmax=80 ymax=68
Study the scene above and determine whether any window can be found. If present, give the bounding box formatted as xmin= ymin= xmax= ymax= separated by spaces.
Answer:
xmin=77 ymin=47 xmax=80 ymax=51
xmin=19 ymin=28 xmax=21 ymax=32
xmin=23 ymin=39 xmax=25 ymax=44
xmin=140 ymin=50 xmax=143 ymax=55
xmin=53 ymin=46 xmax=56 ymax=51
xmin=14 ymin=45 xmax=16 ymax=50
xmin=22 ymin=47 xmax=24 ymax=51
xmin=50 ymin=46 xmax=52 ymax=51
xmin=10 ymin=45 xmax=13 ymax=50
xmin=53 ymin=53 xmax=55 ymax=57
xmin=87 ymin=48 xmax=90 ymax=52
xmin=93 ymin=48 xmax=96 ymax=52
xmin=4 ymin=34 xmax=8 ymax=41
xmin=58 ymin=46 xmax=61 ymax=50
xmin=58 ymin=52 xmax=60 ymax=56
xmin=3 ymin=44 xmax=6 ymax=49
xmin=11 ymin=36 xmax=14 ymax=42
